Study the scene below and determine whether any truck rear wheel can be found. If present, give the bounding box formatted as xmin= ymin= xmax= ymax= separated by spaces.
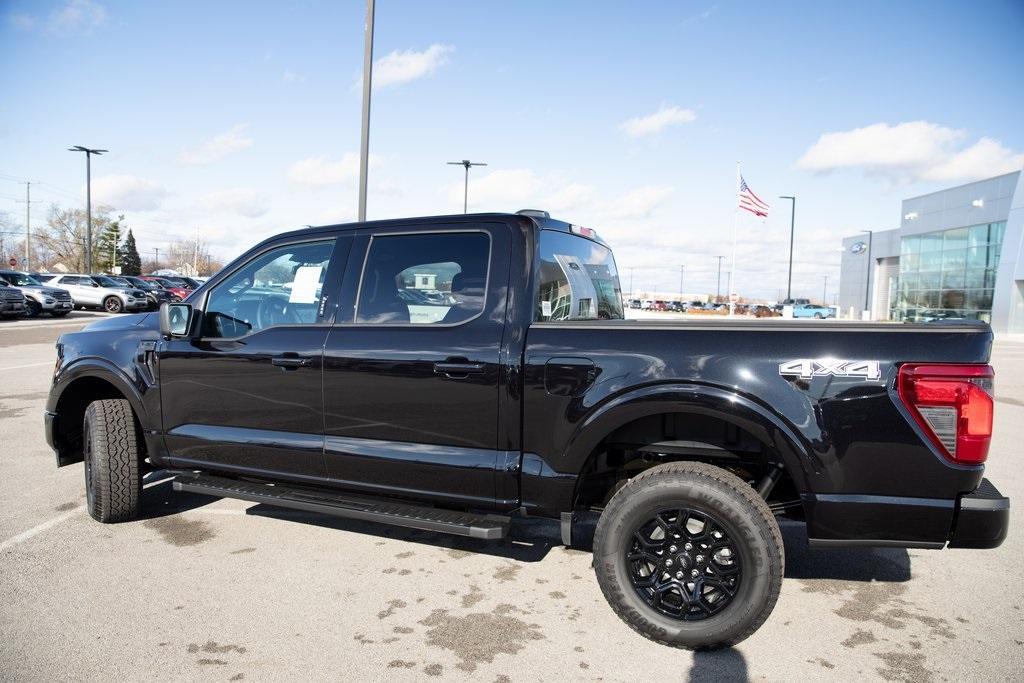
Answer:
xmin=83 ymin=399 xmax=141 ymax=523
xmin=593 ymin=461 xmax=783 ymax=650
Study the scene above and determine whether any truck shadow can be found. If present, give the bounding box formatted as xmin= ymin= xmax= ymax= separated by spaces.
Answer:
xmin=779 ymin=521 xmax=911 ymax=582
xmin=138 ymin=473 xmax=222 ymax=520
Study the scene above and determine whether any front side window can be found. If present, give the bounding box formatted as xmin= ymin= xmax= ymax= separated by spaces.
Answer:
xmin=536 ymin=229 xmax=623 ymax=321
xmin=356 ymin=232 xmax=490 ymax=325
xmin=203 ymin=239 xmax=335 ymax=338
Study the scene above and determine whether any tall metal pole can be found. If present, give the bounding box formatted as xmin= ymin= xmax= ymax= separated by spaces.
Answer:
xmin=779 ymin=195 xmax=796 ymax=300
xmin=68 ymin=146 xmax=106 ymax=273
xmin=24 ymin=181 xmax=31 ymax=271
xmin=715 ymin=255 xmax=724 ymax=300
xmin=357 ymin=0 xmax=375 ymax=222
xmin=822 ymin=274 xmax=828 ymax=304
xmin=678 ymin=265 xmax=685 ymax=297
xmin=861 ymin=230 xmax=873 ymax=316
xmin=447 ymin=160 xmax=487 ymax=213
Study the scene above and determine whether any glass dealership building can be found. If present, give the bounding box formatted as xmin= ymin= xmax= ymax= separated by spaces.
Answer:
xmin=838 ymin=171 xmax=1024 ymax=334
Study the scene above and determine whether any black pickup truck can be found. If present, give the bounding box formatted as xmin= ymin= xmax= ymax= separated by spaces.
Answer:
xmin=44 ymin=211 xmax=1009 ymax=649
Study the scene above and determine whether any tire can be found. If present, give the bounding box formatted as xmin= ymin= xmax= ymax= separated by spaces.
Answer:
xmin=814 ymin=313 xmax=823 ymax=319
xmin=103 ymin=296 xmax=123 ymax=313
xmin=593 ymin=461 xmax=783 ymax=650
xmin=25 ymin=300 xmax=41 ymax=318
xmin=83 ymin=399 xmax=141 ymax=523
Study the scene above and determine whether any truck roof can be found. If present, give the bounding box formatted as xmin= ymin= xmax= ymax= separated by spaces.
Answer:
xmin=270 ymin=211 xmax=609 ymax=249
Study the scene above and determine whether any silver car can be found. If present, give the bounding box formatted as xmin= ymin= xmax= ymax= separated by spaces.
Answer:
xmin=36 ymin=273 xmax=147 ymax=313
xmin=0 ymin=270 xmax=74 ymax=317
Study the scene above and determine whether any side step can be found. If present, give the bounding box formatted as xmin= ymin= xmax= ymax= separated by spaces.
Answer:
xmin=172 ymin=473 xmax=510 ymax=540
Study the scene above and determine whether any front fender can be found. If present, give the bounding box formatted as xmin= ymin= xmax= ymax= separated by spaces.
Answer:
xmin=48 ymin=357 xmax=152 ymax=428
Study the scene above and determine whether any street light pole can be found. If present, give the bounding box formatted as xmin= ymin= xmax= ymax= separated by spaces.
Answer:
xmin=357 ymin=0 xmax=375 ymax=222
xmin=678 ymin=265 xmax=685 ymax=298
xmin=861 ymin=229 xmax=873 ymax=318
xmin=68 ymin=145 xmax=107 ymax=272
xmin=715 ymin=255 xmax=725 ymax=300
xmin=447 ymin=160 xmax=487 ymax=213
xmin=779 ymin=195 xmax=796 ymax=300
xmin=822 ymin=274 xmax=828 ymax=304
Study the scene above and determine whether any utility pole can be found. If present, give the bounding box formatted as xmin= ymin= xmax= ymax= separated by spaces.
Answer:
xmin=111 ymin=224 xmax=119 ymax=272
xmin=21 ymin=181 xmax=33 ymax=271
xmin=193 ymin=226 xmax=200 ymax=275
xmin=678 ymin=265 xmax=685 ymax=298
xmin=715 ymin=255 xmax=725 ymax=301
xmin=822 ymin=274 xmax=828 ymax=304
xmin=68 ymin=145 xmax=107 ymax=272
xmin=357 ymin=0 xmax=375 ymax=222
xmin=152 ymin=247 xmax=160 ymax=272
xmin=779 ymin=195 xmax=796 ymax=300
xmin=861 ymin=230 xmax=874 ymax=318
xmin=447 ymin=160 xmax=487 ymax=213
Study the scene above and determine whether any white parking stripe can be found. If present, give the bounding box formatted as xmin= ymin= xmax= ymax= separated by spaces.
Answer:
xmin=0 ymin=507 xmax=82 ymax=552
xmin=0 ymin=361 xmax=53 ymax=372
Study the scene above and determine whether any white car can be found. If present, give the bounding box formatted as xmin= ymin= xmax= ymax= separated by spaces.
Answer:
xmin=36 ymin=273 xmax=148 ymax=313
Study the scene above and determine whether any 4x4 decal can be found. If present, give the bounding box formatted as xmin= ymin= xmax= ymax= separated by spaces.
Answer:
xmin=778 ymin=358 xmax=881 ymax=381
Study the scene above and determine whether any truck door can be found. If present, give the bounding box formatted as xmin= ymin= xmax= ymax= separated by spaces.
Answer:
xmin=158 ymin=235 xmax=348 ymax=479
xmin=322 ymin=222 xmax=513 ymax=508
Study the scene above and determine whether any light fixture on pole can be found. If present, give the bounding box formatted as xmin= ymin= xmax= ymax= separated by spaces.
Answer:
xmin=357 ymin=0 xmax=375 ymax=222
xmin=779 ymin=195 xmax=796 ymax=300
xmin=447 ymin=160 xmax=487 ymax=213
xmin=68 ymin=145 xmax=107 ymax=273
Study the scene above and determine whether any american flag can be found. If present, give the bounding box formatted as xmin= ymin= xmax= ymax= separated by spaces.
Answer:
xmin=738 ymin=175 xmax=769 ymax=218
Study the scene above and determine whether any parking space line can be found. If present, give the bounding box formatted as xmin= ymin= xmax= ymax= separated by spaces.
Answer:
xmin=0 ymin=361 xmax=53 ymax=372
xmin=0 ymin=507 xmax=82 ymax=552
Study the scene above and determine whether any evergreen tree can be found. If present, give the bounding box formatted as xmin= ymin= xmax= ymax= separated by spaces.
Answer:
xmin=94 ymin=220 xmax=121 ymax=273
xmin=120 ymin=228 xmax=142 ymax=276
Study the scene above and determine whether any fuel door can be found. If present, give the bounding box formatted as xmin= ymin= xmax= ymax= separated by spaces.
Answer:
xmin=544 ymin=357 xmax=598 ymax=397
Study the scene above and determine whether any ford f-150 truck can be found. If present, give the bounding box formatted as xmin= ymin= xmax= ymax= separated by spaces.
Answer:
xmin=44 ymin=211 xmax=1009 ymax=649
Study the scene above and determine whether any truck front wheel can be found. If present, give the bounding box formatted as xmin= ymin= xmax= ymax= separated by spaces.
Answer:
xmin=593 ymin=461 xmax=783 ymax=650
xmin=83 ymin=399 xmax=141 ymax=523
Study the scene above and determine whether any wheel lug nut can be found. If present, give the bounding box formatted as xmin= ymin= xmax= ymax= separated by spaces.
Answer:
xmin=675 ymin=571 xmax=684 ymax=579
xmin=684 ymin=543 xmax=692 ymax=551
xmin=665 ymin=559 xmax=673 ymax=567
xmin=691 ymin=569 xmax=699 ymax=577
xmin=669 ymin=545 xmax=677 ymax=553
xmin=695 ymin=555 xmax=704 ymax=563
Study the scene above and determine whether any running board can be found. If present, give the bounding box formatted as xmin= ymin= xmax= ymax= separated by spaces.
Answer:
xmin=172 ymin=473 xmax=510 ymax=540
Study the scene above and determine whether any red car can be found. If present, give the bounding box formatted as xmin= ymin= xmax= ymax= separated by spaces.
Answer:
xmin=139 ymin=276 xmax=189 ymax=301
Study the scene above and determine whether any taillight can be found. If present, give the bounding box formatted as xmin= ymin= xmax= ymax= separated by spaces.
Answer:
xmin=897 ymin=364 xmax=994 ymax=465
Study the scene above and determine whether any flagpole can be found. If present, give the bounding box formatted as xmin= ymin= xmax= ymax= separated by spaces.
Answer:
xmin=729 ymin=161 xmax=739 ymax=317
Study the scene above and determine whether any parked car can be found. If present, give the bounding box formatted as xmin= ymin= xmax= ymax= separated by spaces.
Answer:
xmin=110 ymin=276 xmax=176 ymax=311
xmin=139 ymin=276 xmax=190 ymax=301
xmin=35 ymin=273 xmax=147 ymax=313
xmin=780 ymin=298 xmax=810 ymax=307
xmin=791 ymin=303 xmax=835 ymax=319
xmin=0 ymin=281 xmax=27 ymax=318
xmin=0 ymin=269 xmax=73 ymax=317
xmin=45 ymin=211 xmax=1008 ymax=651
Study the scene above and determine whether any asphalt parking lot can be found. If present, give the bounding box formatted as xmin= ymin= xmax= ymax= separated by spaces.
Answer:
xmin=1 ymin=315 xmax=1022 ymax=682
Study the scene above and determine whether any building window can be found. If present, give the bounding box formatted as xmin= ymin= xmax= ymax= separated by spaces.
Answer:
xmin=892 ymin=222 xmax=1005 ymax=323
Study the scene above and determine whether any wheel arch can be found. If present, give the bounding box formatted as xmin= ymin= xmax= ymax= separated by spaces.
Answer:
xmin=50 ymin=359 xmax=149 ymax=466
xmin=564 ymin=383 xmax=816 ymax=510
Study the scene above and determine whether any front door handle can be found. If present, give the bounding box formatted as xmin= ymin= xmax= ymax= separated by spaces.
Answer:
xmin=272 ymin=356 xmax=312 ymax=369
xmin=433 ymin=361 xmax=485 ymax=377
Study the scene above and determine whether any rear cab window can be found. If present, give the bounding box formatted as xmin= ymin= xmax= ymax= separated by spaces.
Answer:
xmin=535 ymin=229 xmax=623 ymax=321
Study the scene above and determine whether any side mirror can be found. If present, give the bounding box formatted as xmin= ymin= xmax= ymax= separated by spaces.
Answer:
xmin=160 ymin=302 xmax=195 ymax=339
xmin=92 ymin=282 xmax=100 ymax=287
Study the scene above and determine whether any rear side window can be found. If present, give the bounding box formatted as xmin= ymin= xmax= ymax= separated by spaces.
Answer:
xmin=356 ymin=232 xmax=490 ymax=325
xmin=536 ymin=230 xmax=623 ymax=321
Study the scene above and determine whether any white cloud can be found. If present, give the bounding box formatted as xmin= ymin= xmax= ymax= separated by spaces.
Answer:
xmin=91 ymin=175 xmax=168 ymax=211
xmin=48 ymin=0 xmax=107 ymax=35
xmin=543 ymin=183 xmax=595 ymax=212
xmin=797 ymin=121 xmax=1024 ymax=183
xmin=360 ymin=44 xmax=454 ymax=90
xmin=200 ymin=188 xmax=267 ymax=218
xmin=619 ymin=106 xmax=697 ymax=138
xmin=448 ymin=169 xmax=542 ymax=209
xmin=9 ymin=13 xmax=35 ymax=30
xmin=606 ymin=185 xmax=674 ymax=219
xmin=283 ymin=70 xmax=306 ymax=84
xmin=177 ymin=124 xmax=254 ymax=166
xmin=288 ymin=153 xmax=382 ymax=188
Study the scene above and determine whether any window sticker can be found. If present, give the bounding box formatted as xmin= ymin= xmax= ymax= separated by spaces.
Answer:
xmin=289 ymin=265 xmax=323 ymax=304
xmin=541 ymin=300 xmax=552 ymax=317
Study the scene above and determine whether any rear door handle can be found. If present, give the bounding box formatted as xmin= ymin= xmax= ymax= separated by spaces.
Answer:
xmin=272 ymin=356 xmax=312 ymax=368
xmin=433 ymin=362 xmax=485 ymax=376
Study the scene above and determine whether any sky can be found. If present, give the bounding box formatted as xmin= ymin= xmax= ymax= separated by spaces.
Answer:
xmin=1 ymin=0 xmax=1022 ymax=301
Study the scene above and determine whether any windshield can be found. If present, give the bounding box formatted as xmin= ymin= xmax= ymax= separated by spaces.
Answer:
xmin=1 ymin=272 xmax=41 ymax=286
xmin=128 ymin=278 xmax=156 ymax=290
xmin=154 ymin=278 xmax=177 ymax=288
xmin=93 ymin=276 xmax=121 ymax=287
xmin=535 ymin=229 xmax=623 ymax=321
